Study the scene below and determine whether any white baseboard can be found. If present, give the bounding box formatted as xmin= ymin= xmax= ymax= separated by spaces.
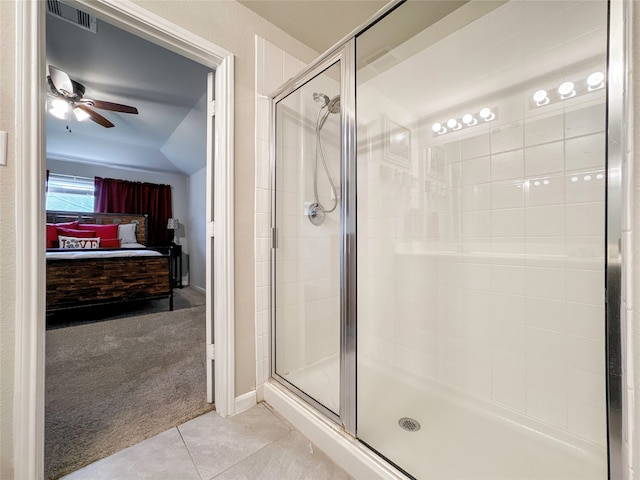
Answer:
xmin=190 ymin=284 xmax=206 ymax=293
xmin=235 ymin=390 xmax=257 ymax=414
xmin=264 ymin=382 xmax=409 ymax=480
xmin=256 ymin=383 xmax=265 ymax=403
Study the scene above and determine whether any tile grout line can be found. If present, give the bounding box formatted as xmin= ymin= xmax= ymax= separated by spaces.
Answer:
xmin=176 ymin=426 xmax=205 ymax=480
xmin=209 ymin=430 xmax=294 ymax=480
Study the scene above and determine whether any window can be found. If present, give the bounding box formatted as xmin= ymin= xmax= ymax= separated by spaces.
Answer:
xmin=46 ymin=173 xmax=94 ymax=212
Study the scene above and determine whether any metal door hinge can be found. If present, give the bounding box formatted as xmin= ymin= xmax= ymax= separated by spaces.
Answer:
xmin=208 ymin=100 xmax=216 ymax=116
xmin=207 ymin=221 xmax=215 ymax=238
xmin=207 ymin=344 xmax=215 ymax=360
xmin=272 ymin=227 xmax=278 ymax=249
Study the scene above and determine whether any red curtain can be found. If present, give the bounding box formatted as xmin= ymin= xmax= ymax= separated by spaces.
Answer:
xmin=94 ymin=177 xmax=173 ymax=246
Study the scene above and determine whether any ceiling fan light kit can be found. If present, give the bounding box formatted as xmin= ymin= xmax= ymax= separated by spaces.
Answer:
xmin=46 ymin=65 xmax=138 ymax=129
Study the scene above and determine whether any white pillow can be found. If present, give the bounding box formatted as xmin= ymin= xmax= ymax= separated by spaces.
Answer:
xmin=118 ymin=223 xmax=138 ymax=244
xmin=59 ymin=236 xmax=101 ymax=249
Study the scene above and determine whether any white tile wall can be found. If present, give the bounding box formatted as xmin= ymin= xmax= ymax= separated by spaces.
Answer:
xmin=357 ymin=53 xmax=608 ymax=450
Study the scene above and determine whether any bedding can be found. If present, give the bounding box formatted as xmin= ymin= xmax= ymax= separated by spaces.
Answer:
xmin=46 ymin=248 xmax=162 ymax=260
xmin=101 ymin=238 xmax=121 ymax=248
xmin=57 ymin=227 xmax=95 ymax=238
xmin=121 ymin=242 xmax=146 ymax=249
xmin=47 ymin=221 xmax=79 ymax=248
xmin=77 ymin=222 xmax=119 ymax=239
xmin=58 ymin=236 xmax=101 ymax=249
xmin=118 ymin=223 xmax=138 ymax=244
xmin=46 ymin=211 xmax=149 ymax=245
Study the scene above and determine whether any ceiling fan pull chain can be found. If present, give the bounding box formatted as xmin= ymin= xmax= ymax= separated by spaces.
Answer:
xmin=65 ymin=108 xmax=72 ymax=134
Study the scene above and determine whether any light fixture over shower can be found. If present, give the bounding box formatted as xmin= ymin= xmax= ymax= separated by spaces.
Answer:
xmin=432 ymin=106 xmax=496 ymax=136
xmin=531 ymin=71 xmax=605 ymax=108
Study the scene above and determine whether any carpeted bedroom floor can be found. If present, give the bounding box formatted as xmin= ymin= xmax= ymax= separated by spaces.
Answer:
xmin=45 ymin=287 xmax=214 ymax=480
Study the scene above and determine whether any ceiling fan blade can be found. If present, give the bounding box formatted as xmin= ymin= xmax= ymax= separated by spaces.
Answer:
xmin=48 ymin=66 xmax=75 ymax=98
xmin=81 ymin=99 xmax=138 ymax=114
xmin=75 ymin=104 xmax=114 ymax=128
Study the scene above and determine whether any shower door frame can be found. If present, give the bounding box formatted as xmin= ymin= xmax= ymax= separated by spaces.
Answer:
xmin=269 ymin=43 xmax=358 ymax=433
xmin=605 ymin=1 xmax=627 ymax=479
xmin=268 ymin=1 xmax=627 ymax=477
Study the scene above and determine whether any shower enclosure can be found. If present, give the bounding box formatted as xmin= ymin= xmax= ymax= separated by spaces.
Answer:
xmin=270 ymin=1 xmax=620 ymax=478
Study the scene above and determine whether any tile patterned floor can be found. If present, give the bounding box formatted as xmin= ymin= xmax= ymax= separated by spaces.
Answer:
xmin=61 ymin=403 xmax=352 ymax=480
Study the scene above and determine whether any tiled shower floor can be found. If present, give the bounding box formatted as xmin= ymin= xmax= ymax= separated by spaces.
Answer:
xmin=61 ymin=403 xmax=351 ymax=480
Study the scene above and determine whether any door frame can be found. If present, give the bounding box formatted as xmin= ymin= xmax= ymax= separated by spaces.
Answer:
xmin=14 ymin=1 xmax=235 ymax=477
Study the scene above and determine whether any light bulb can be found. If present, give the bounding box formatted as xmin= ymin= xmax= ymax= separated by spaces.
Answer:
xmin=49 ymin=98 xmax=69 ymax=120
xmin=73 ymin=107 xmax=90 ymax=122
xmin=584 ymin=175 xmax=592 ymax=181
xmin=558 ymin=81 xmax=575 ymax=99
xmin=479 ymin=107 xmax=495 ymax=121
xmin=571 ymin=176 xmax=579 ymax=182
xmin=543 ymin=180 xmax=550 ymax=185
xmin=51 ymin=98 xmax=68 ymax=110
xmin=446 ymin=118 xmax=461 ymax=131
xmin=587 ymin=71 xmax=605 ymax=90
xmin=533 ymin=89 xmax=549 ymax=106
xmin=49 ymin=107 xmax=67 ymax=120
xmin=534 ymin=181 xmax=540 ymax=186
xmin=596 ymin=173 xmax=604 ymax=180
xmin=432 ymin=122 xmax=442 ymax=133
xmin=462 ymin=113 xmax=476 ymax=126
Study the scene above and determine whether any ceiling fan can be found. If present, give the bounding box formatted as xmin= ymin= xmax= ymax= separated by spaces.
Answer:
xmin=47 ymin=65 xmax=138 ymax=128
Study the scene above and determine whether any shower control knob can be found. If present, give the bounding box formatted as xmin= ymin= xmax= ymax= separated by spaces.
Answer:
xmin=306 ymin=202 xmax=326 ymax=226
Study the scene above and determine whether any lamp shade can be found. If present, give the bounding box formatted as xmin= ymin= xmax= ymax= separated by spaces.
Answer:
xmin=167 ymin=218 xmax=179 ymax=229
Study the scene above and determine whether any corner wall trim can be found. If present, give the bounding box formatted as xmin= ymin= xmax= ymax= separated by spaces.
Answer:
xmin=235 ymin=390 xmax=257 ymax=414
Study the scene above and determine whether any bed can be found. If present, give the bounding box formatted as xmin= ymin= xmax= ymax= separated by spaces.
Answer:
xmin=46 ymin=211 xmax=173 ymax=313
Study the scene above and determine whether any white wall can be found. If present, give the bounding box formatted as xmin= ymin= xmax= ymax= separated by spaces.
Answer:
xmin=188 ymin=166 xmax=206 ymax=289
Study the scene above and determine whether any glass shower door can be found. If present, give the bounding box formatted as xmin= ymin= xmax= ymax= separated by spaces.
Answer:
xmin=272 ymin=60 xmax=342 ymax=416
xmin=355 ymin=1 xmax=609 ymax=478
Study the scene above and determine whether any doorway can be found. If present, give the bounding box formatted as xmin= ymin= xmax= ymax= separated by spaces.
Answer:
xmin=13 ymin=1 xmax=235 ymax=477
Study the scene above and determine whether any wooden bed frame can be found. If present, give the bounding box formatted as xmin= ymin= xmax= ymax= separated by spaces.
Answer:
xmin=46 ymin=211 xmax=173 ymax=313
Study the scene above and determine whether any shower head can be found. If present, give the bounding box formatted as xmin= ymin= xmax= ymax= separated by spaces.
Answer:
xmin=316 ymin=94 xmax=341 ymax=130
xmin=327 ymin=95 xmax=340 ymax=114
xmin=313 ymin=92 xmax=329 ymax=107
xmin=314 ymin=93 xmax=340 ymax=114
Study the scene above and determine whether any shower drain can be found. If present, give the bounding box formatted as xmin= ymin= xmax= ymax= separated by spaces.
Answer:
xmin=398 ymin=417 xmax=421 ymax=432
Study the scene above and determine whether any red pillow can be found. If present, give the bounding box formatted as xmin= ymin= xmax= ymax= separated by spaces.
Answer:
xmin=46 ymin=221 xmax=78 ymax=248
xmin=77 ymin=223 xmax=119 ymax=239
xmin=100 ymin=238 xmax=121 ymax=248
xmin=57 ymin=227 xmax=96 ymax=238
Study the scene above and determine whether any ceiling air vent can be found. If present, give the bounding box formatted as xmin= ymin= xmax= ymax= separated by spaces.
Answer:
xmin=46 ymin=0 xmax=97 ymax=33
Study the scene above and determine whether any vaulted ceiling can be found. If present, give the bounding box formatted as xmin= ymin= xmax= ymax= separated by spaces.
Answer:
xmin=46 ymin=8 xmax=211 ymax=175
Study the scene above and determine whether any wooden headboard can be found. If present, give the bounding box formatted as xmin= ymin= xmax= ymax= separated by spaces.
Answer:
xmin=46 ymin=211 xmax=149 ymax=245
